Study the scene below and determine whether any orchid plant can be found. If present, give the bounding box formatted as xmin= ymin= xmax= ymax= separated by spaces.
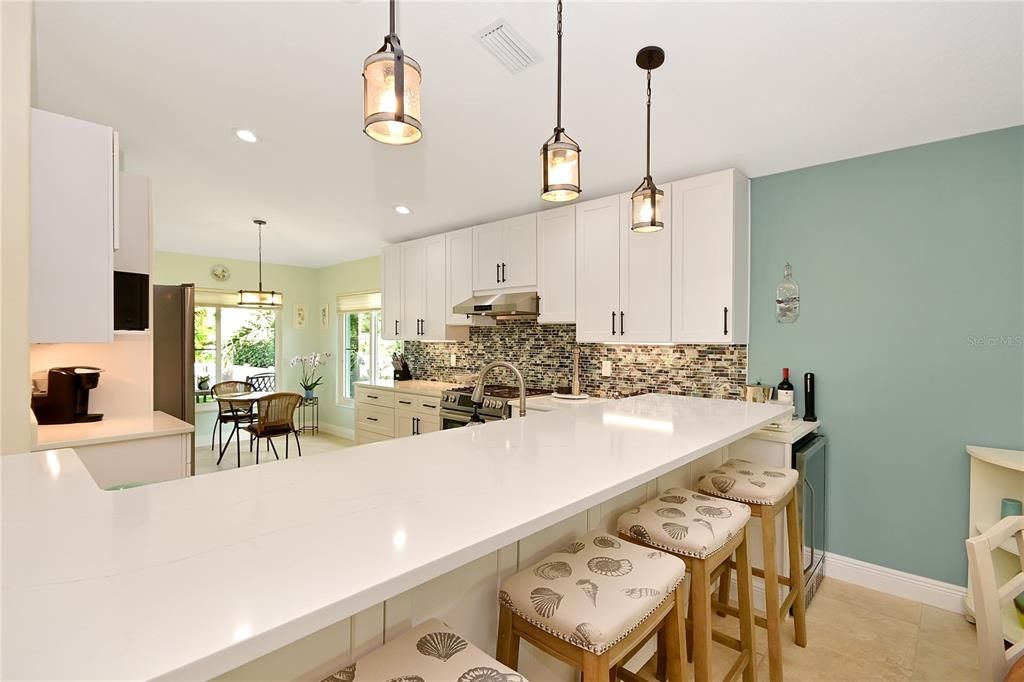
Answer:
xmin=290 ymin=352 xmax=332 ymax=393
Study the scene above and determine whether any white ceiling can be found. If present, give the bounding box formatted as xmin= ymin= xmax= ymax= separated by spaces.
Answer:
xmin=33 ymin=1 xmax=1023 ymax=268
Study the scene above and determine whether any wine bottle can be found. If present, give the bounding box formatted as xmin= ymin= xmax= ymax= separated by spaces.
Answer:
xmin=777 ymin=368 xmax=795 ymax=405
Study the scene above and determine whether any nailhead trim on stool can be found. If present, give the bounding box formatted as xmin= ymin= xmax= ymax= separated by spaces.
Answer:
xmin=696 ymin=458 xmax=798 ymax=504
xmin=499 ymin=530 xmax=686 ymax=655
xmin=323 ymin=618 xmax=526 ymax=682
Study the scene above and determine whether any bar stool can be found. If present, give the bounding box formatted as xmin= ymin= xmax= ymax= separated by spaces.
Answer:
xmin=696 ymin=459 xmax=807 ymax=682
xmin=496 ymin=530 xmax=688 ymax=682
xmin=323 ymin=618 xmax=526 ymax=682
xmin=618 ymin=488 xmax=758 ymax=682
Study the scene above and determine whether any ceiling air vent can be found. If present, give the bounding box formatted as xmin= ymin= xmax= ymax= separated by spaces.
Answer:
xmin=476 ymin=19 xmax=541 ymax=74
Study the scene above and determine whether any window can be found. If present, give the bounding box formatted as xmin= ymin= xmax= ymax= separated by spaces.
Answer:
xmin=337 ymin=292 xmax=400 ymax=401
xmin=194 ymin=305 xmax=279 ymax=393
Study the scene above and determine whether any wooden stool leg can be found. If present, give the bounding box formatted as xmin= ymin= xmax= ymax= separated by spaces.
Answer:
xmin=690 ymin=559 xmax=714 ymax=682
xmin=657 ymin=626 xmax=668 ymax=681
xmin=785 ymin=493 xmax=808 ymax=648
xmin=496 ymin=606 xmax=520 ymax=670
xmin=582 ymin=651 xmax=612 ymax=682
xmin=685 ymin=585 xmax=695 ymax=664
xmin=716 ymin=561 xmax=732 ymax=617
xmin=663 ymin=585 xmax=688 ymax=682
xmin=735 ymin=531 xmax=758 ymax=682
xmin=760 ymin=506 xmax=784 ymax=682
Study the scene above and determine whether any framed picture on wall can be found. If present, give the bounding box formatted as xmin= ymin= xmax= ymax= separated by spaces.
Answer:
xmin=319 ymin=304 xmax=330 ymax=330
xmin=294 ymin=303 xmax=307 ymax=328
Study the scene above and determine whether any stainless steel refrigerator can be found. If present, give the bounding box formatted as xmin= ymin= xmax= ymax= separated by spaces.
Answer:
xmin=153 ymin=283 xmax=196 ymax=474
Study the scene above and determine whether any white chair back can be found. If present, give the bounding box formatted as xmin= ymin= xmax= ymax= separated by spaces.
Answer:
xmin=965 ymin=515 xmax=1024 ymax=682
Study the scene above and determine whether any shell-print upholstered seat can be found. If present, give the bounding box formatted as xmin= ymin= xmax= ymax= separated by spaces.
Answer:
xmin=498 ymin=530 xmax=686 ymax=656
xmin=618 ymin=488 xmax=751 ymax=559
xmin=323 ymin=618 xmax=525 ymax=682
xmin=696 ymin=458 xmax=799 ymax=505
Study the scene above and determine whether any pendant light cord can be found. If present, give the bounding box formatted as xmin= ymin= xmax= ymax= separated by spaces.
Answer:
xmin=555 ymin=0 xmax=563 ymax=132
xmin=257 ymin=223 xmax=264 ymax=290
xmin=389 ymin=0 xmax=396 ymax=36
xmin=645 ymin=69 xmax=652 ymax=179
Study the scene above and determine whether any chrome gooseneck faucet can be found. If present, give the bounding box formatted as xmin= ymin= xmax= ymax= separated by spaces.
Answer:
xmin=472 ymin=361 xmax=528 ymax=418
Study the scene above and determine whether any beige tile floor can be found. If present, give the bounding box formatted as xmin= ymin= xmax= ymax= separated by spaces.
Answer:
xmin=194 ymin=430 xmax=353 ymax=476
xmin=639 ymin=578 xmax=980 ymax=681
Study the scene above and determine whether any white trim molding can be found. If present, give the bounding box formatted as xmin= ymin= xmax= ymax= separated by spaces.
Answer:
xmin=825 ymin=551 xmax=967 ymax=613
xmin=319 ymin=422 xmax=355 ymax=441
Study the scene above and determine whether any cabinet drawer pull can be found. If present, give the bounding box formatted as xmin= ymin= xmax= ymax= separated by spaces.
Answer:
xmin=366 ymin=416 xmax=378 ymax=422
xmin=422 ymin=403 xmax=435 ymax=409
xmin=611 ymin=310 xmax=616 ymax=335
xmin=398 ymin=400 xmax=412 ymax=405
xmin=367 ymin=395 xmax=378 ymax=400
xmin=723 ymin=306 xmax=729 ymax=336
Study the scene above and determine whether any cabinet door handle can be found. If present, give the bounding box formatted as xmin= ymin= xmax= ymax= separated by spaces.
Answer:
xmin=723 ymin=306 xmax=729 ymax=336
xmin=413 ymin=417 xmax=420 ymax=435
xmin=395 ymin=320 xmax=399 ymax=335
xmin=611 ymin=310 xmax=617 ymax=335
xmin=619 ymin=311 xmax=625 ymax=336
xmin=496 ymin=263 xmax=500 ymax=284
xmin=501 ymin=262 xmax=507 ymax=283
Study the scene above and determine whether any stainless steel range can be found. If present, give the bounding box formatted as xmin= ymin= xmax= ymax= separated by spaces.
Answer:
xmin=440 ymin=385 xmax=552 ymax=429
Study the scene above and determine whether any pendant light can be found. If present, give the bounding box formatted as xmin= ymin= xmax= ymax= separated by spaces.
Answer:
xmin=540 ymin=0 xmax=581 ymax=202
xmin=630 ymin=46 xmax=665 ymax=233
xmin=238 ymin=219 xmax=283 ymax=308
xmin=363 ymin=0 xmax=422 ymax=145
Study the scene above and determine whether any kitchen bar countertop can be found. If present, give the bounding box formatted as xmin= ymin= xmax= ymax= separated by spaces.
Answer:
xmin=31 ymin=410 xmax=194 ymax=451
xmin=3 ymin=395 xmax=790 ymax=680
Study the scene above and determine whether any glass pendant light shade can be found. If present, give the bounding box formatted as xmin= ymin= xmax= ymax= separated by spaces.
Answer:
xmin=630 ymin=180 xmax=664 ymax=232
xmin=363 ymin=51 xmax=422 ymax=145
xmin=541 ymin=133 xmax=581 ymax=202
xmin=238 ymin=289 xmax=283 ymax=308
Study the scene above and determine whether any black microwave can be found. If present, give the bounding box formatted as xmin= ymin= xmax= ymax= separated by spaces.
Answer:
xmin=114 ymin=271 xmax=150 ymax=331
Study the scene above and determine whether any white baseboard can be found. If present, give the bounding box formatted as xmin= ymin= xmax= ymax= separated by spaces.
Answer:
xmin=824 ymin=551 xmax=967 ymax=613
xmin=318 ymin=422 xmax=354 ymax=441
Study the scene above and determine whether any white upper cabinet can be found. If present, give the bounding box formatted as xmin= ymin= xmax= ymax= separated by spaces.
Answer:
xmin=30 ymin=108 xmax=118 ymax=344
xmin=619 ymin=190 xmax=672 ymax=343
xmin=472 ymin=215 xmax=537 ymax=291
xmin=421 ymin=236 xmax=448 ymax=340
xmin=400 ymin=239 xmax=428 ymax=340
xmin=113 ymin=173 xmax=152 ymax=275
xmin=445 ymin=227 xmax=474 ymax=326
xmin=671 ymin=168 xmax=749 ymax=344
xmin=394 ymin=235 xmax=468 ymax=342
xmin=381 ymin=244 xmax=402 ymax=341
xmin=537 ymin=206 xmax=575 ymax=324
xmin=574 ymin=195 xmax=621 ymax=342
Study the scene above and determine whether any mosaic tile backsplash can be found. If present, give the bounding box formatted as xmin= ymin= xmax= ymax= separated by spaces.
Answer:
xmin=403 ymin=319 xmax=747 ymax=399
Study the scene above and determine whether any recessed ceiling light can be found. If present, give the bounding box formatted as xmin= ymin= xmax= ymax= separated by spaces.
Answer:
xmin=234 ymin=129 xmax=258 ymax=143
xmin=394 ymin=205 xmax=411 ymax=215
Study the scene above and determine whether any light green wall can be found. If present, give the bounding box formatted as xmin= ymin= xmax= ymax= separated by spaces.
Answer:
xmin=748 ymin=126 xmax=1024 ymax=586
xmin=153 ymin=251 xmax=381 ymax=434
xmin=315 ymin=256 xmax=381 ymax=431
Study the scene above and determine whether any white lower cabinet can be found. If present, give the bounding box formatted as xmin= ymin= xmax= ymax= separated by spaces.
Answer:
xmin=75 ymin=433 xmax=189 ymax=489
xmin=671 ymin=168 xmax=749 ymax=344
xmin=574 ymin=193 xmax=671 ymax=343
xmin=355 ymin=386 xmax=443 ymax=444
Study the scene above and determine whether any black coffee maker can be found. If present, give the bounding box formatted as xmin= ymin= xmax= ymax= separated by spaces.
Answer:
xmin=31 ymin=366 xmax=104 ymax=425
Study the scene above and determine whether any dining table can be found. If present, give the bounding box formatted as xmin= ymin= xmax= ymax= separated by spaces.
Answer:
xmin=214 ymin=390 xmax=273 ymax=466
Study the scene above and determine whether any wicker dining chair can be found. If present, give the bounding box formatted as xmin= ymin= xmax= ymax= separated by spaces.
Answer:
xmin=243 ymin=392 xmax=303 ymax=463
xmin=211 ymin=380 xmax=255 ymax=459
xmin=247 ymin=373 xmax=276 ymax=392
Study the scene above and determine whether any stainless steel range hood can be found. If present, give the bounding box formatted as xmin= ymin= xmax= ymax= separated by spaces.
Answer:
xmin=453 ymin=292 xmax=539 ymax=318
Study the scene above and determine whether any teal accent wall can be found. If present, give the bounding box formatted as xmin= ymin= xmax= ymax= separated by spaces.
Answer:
xmin=748 ymin=126 xmax=1024 ymax=586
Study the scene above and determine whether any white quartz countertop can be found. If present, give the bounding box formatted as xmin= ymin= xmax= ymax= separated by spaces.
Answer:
xmin=525 ymin=394 xmax=610 ymax=411
xmin=355 ymin=379 xmax=465 ymax=396
xmin=3 ymin=395 xmax=789 ymax=680
xmin=31 ymin=410 xmax=194 ymax=451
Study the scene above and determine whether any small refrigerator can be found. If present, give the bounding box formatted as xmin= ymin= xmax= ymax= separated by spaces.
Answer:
xmin=153 ymin=284 xmax=196 ymax=474
xmin=793 ymin=433 xmax=827 ymax=606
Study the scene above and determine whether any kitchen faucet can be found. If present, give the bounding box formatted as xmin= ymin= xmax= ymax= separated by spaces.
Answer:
xmin=472 ymin=361 xmax=527 ymax=418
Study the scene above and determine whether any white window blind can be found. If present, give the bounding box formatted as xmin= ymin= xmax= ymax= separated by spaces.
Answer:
xmin=336 ymin=291 xmax=381 ymax=313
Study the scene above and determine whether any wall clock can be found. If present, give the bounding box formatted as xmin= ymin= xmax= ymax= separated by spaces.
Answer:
xmin=210 ymin=264 xmax=231 ymax=282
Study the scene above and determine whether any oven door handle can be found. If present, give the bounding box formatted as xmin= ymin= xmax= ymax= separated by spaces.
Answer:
xmin=440 ymin=410 xmax=474 ymax=425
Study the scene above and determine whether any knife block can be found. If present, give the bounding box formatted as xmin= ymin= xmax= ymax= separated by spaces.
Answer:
xmin=393 ymin=368 xmax=413 ymax=381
